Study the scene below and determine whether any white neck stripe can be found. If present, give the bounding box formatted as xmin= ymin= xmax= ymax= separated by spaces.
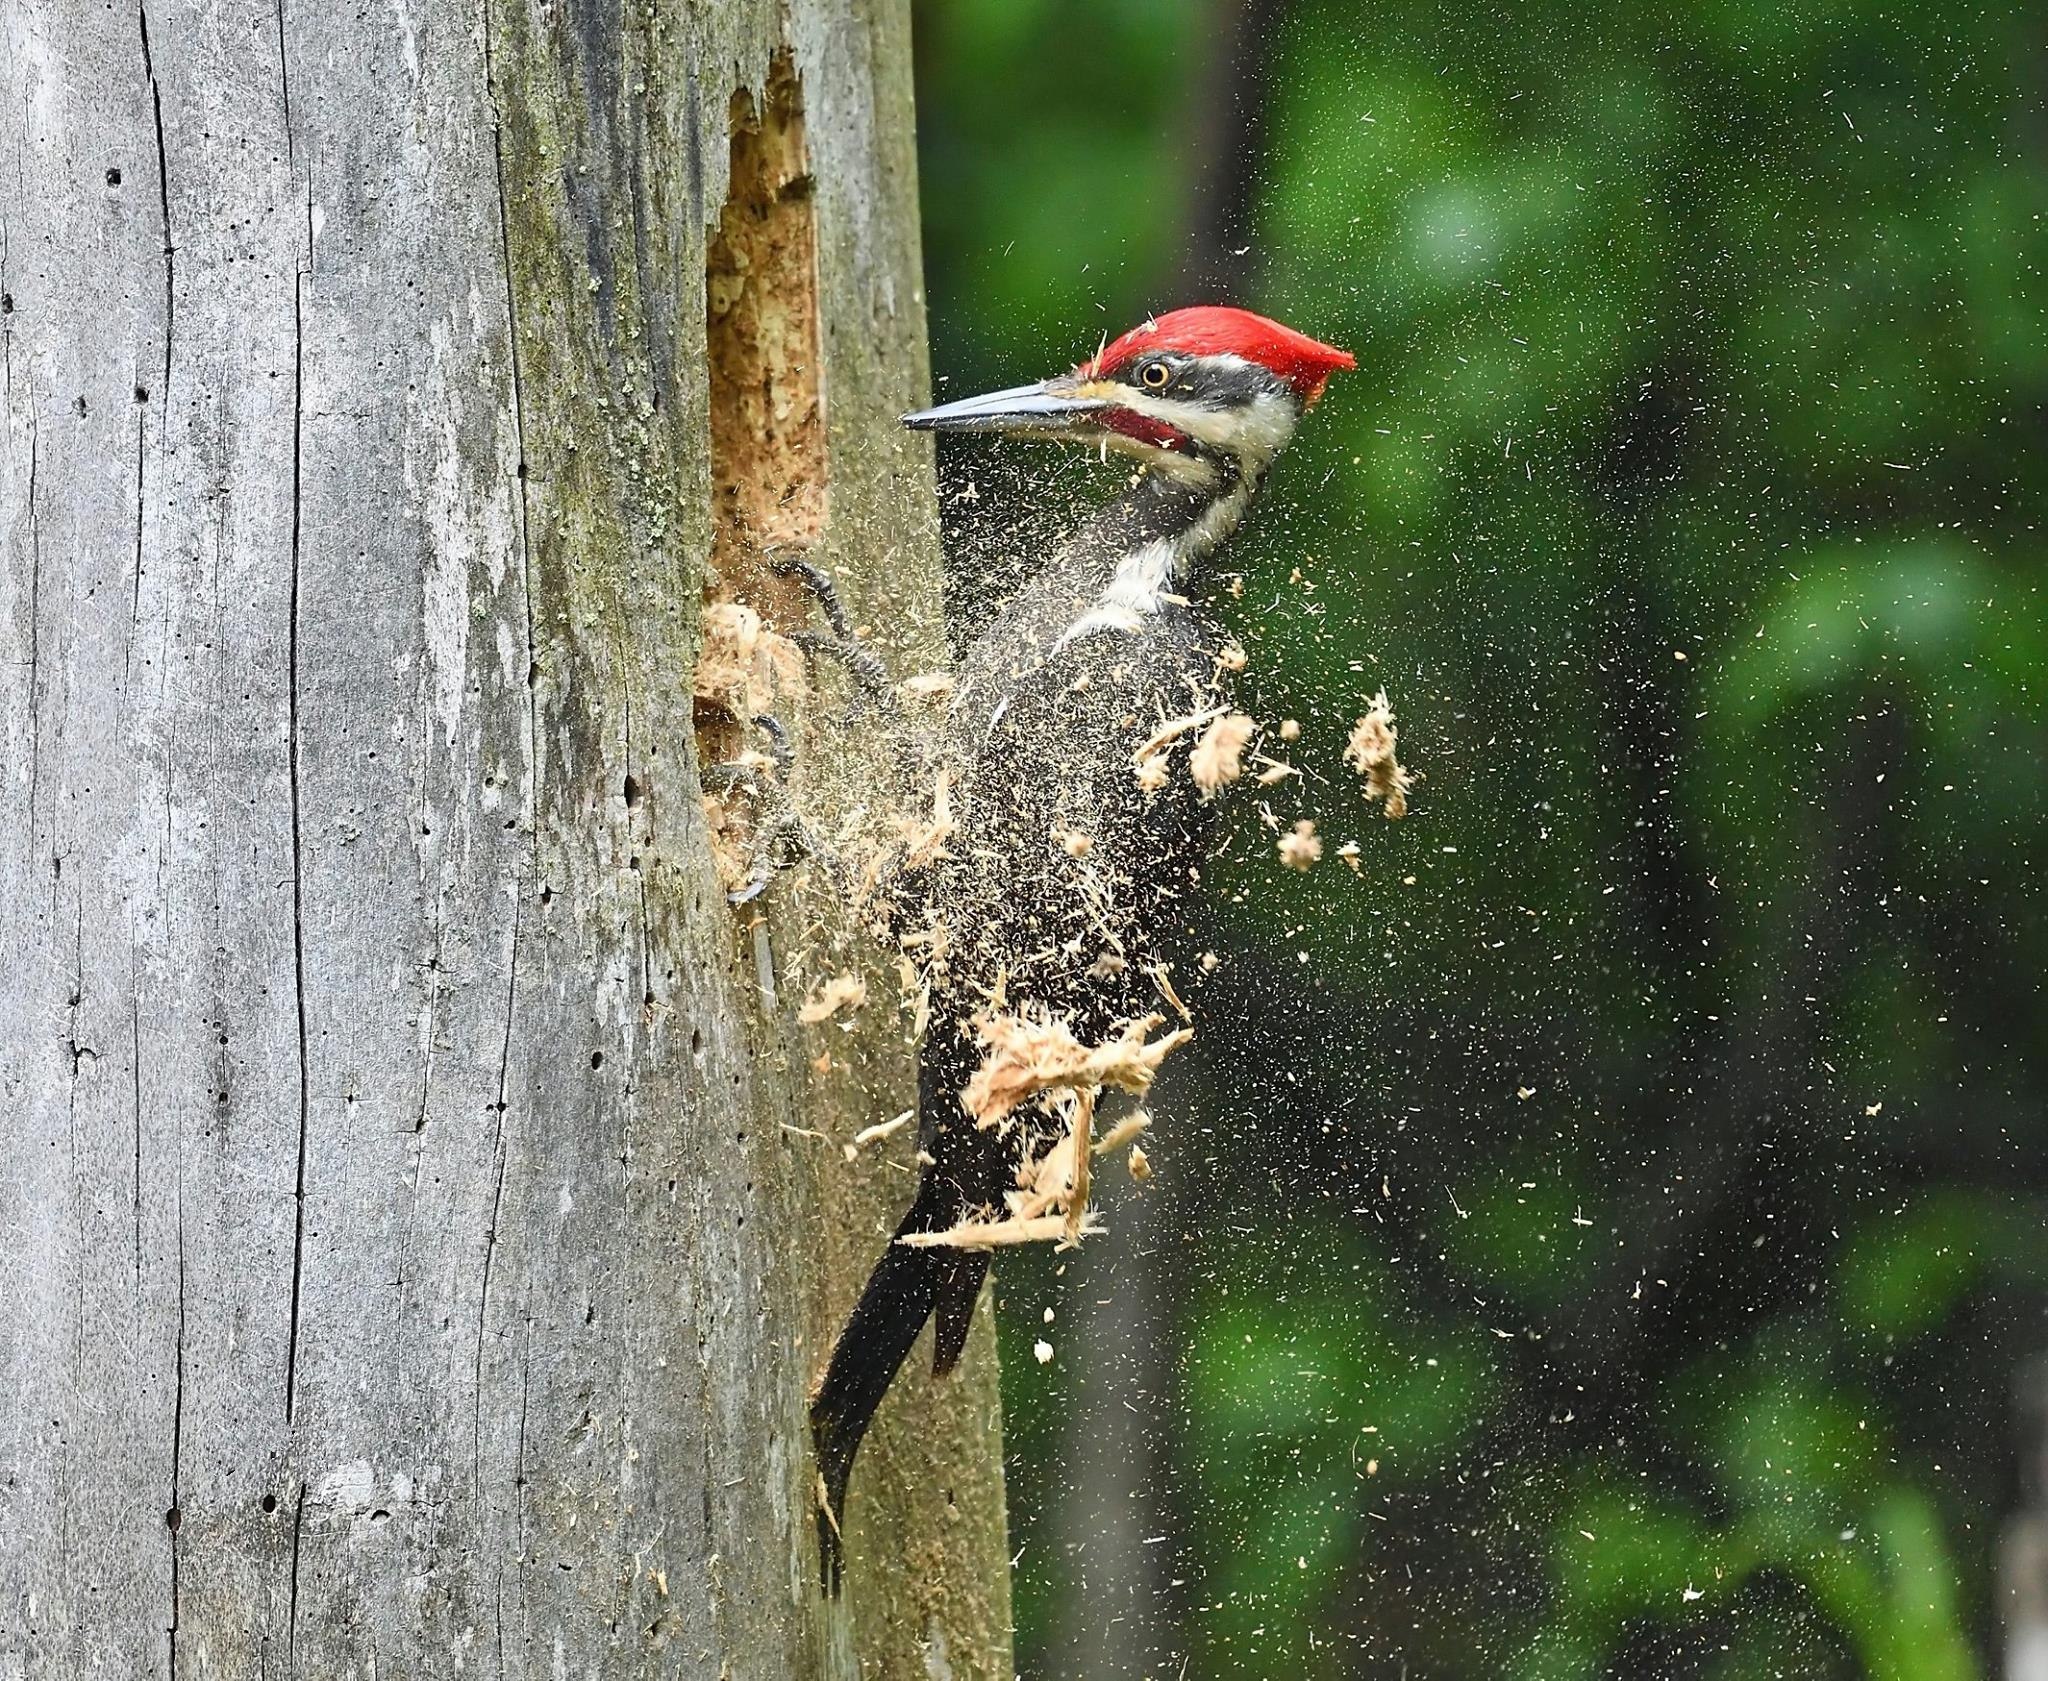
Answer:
xmin=1051 ymin=472 xmax=1258 ymax=653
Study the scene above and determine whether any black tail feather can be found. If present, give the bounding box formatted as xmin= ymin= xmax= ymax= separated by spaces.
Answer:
xmin=811 ymin=1023 xmax=1008 ymax=1590
xmin=930 ymin=1249 xmax=989 ymax=1378
xmin=809 ymin=1192 xmax=951 ymax=1593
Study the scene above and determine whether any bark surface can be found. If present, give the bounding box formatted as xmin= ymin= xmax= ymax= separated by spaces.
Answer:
xmin=0 ymin=0 xmax=1009 ymax=1673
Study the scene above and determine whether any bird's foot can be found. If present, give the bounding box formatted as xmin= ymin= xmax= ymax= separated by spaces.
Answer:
xmin=728 ymin=797 xmax=822 ymax=905
xmin=703 ymin=712 xmax=833 ymax=905
xmin=770 ymin=553 xmax=899 ymax=714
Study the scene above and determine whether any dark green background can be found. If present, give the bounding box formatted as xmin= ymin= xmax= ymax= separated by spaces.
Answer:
xmin=908 ymin=3 xmax=2045 ymax=1675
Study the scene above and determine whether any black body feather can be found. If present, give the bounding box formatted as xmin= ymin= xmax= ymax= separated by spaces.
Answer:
xmin=809 ymin=458 xmax=1255 ymax=1590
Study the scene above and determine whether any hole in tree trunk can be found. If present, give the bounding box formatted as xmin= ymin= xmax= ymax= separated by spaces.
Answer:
xmin=696 ymin=49 xmax=825 ymax=885
xmin=706 ymin=47 xmax=825 ymax=611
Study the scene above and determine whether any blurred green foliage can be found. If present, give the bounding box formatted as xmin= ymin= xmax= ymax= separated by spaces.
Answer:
xmin=910 ymin=0 xmax=2044 ymax=1674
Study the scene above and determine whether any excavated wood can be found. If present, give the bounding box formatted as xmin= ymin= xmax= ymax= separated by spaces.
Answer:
xmin=0 ymin=0 xmax=1007 ymax=1674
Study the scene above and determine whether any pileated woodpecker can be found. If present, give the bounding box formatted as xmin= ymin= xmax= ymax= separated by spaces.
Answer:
xmin=809 ymin=306 xmax=1354 ymax=1589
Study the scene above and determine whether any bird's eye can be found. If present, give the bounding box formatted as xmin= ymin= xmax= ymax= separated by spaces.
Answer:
xmin=1140 ymin=360 xmax=1171 ymax=390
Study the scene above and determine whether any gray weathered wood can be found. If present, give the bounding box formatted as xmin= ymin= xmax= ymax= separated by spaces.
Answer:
xmin=0 ymin=0 xmax=1010 ymax=1673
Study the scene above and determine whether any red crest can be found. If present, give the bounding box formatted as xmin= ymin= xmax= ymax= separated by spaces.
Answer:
xmin=1084 ymin=306 xmax=1355 ymax=403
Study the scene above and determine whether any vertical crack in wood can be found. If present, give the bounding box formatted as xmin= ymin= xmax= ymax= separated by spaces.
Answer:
xmin=23 ymin=412 xmax=38 ymax=832
xmin=1 ymin=210 xmax=14 ymax=400
xmin=168 ymin=1223 xmax=186 ymax=1680
xmin=286 ymin=1482 xmax=306 ymax=1673
xmin=65 ymin=905 xmax=83 ymax=1290
xmin=473 ymin=1140 xmax=509 ymax=1502
xmin=411 ymin=930 xmax=442 ymax=1137
xmin=273 ymin=0 xmax=293 ymax=168
xmin=131 ymin=992 xmax=143 ymax=1286
xmin=475 ymin=894 xmax=520 ymax=1506
xmin=138 ymin=2 xmax=173 ymax=415
xmin=128 ymin=407 xmax=145 ymax=678
xmin=511 ymin=1298 xmax=532 ymax=1664
xmin=282 ymin=227 xmax=312 ymax=1425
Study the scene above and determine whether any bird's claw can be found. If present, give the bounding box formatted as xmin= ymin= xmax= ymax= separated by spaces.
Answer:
xmin=705 ymin=711 xmax=835 ymax=906
xmin=770 ymin=552 xmax=899 ymax=714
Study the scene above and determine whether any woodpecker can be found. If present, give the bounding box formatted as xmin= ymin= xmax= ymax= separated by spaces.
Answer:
xmin=809 ymin=306 xmax=1353 ymax=1590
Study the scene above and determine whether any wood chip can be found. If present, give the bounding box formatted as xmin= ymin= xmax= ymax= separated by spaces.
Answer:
xmin=695 ymin=601 xmax=803 ymax=718
xmin=1344 ymin=691 xmax=1413 ymax=819
xmin=797 ymin=974 xmax=866 ymax=1024
xmin=920 ymin=1012 xmax=1195 ymax=1250
xmin=1278 ymin=819 xmax=1323 ymax=871
xmin=1064 ymin=1090 xmax=1094 ymax=1242
xmin=1189 ymin=713 xmax=1256 ymax=797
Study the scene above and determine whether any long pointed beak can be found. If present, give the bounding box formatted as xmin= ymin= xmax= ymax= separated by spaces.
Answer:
xmin=901 ymin=379 xmax=1107 ymax=435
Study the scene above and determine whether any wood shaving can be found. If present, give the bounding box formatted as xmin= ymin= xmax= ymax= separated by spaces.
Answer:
xmin=898 ymin=1211 xmax=1105 ymax=1250
xmin=1189 ymin=713 xmax=1256 ymax=797
xmin=942 ymin=1011 xmax=1193 ymax=1245
xmin=1255 ymin=759 xmax=1296 ymax=786
xmin=1131 ymin=703 xmax=1225 ymax=763
xmin=896 ymin=671 xmax=956 ymax=704
xmin=848 ymin=1109 xmax=913 ymax=1149
xmin=1091 ymin=1111 xmax=1151 ymax=1157
xmin=1278 ymin=819 xmax=1323 ymax=871
xmin=1344 ymin=691 xmax=1413 ymax=819
xmin=897 ymin=766 xmax=957 ymax=868
xmin=962 ymin=1011 xmax=1192 ymax=1130
xmin=1127 ymin=1144 xmax=1152 ymax=1182
xmin=797 ymin=974 xmax=866 ymax=1024
xmin=1148 ymin=962 xmax=1191 ymax=1023
xmin=1017 ymin=1129 xmax=1075 ymax=1212
xmin=695 ymin=603 xmax=806 ymax=896
xmin=695 ymin=601 xmax=803 ymax=718
xmin=1064 ymin=1091 xmax=1095 ymax=1240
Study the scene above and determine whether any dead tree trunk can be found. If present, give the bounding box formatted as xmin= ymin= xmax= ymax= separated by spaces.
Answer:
xmin=0 ymin=0 xmax=1009 ymax=1674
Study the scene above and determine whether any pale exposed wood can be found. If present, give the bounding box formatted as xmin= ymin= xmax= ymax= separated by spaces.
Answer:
xmin=0 ymin=0 xmax=1008 ymax=1673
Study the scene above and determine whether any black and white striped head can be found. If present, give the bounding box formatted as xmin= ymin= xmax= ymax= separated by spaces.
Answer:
xmin=904 ymin=306 xmax=1354 ymax=480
